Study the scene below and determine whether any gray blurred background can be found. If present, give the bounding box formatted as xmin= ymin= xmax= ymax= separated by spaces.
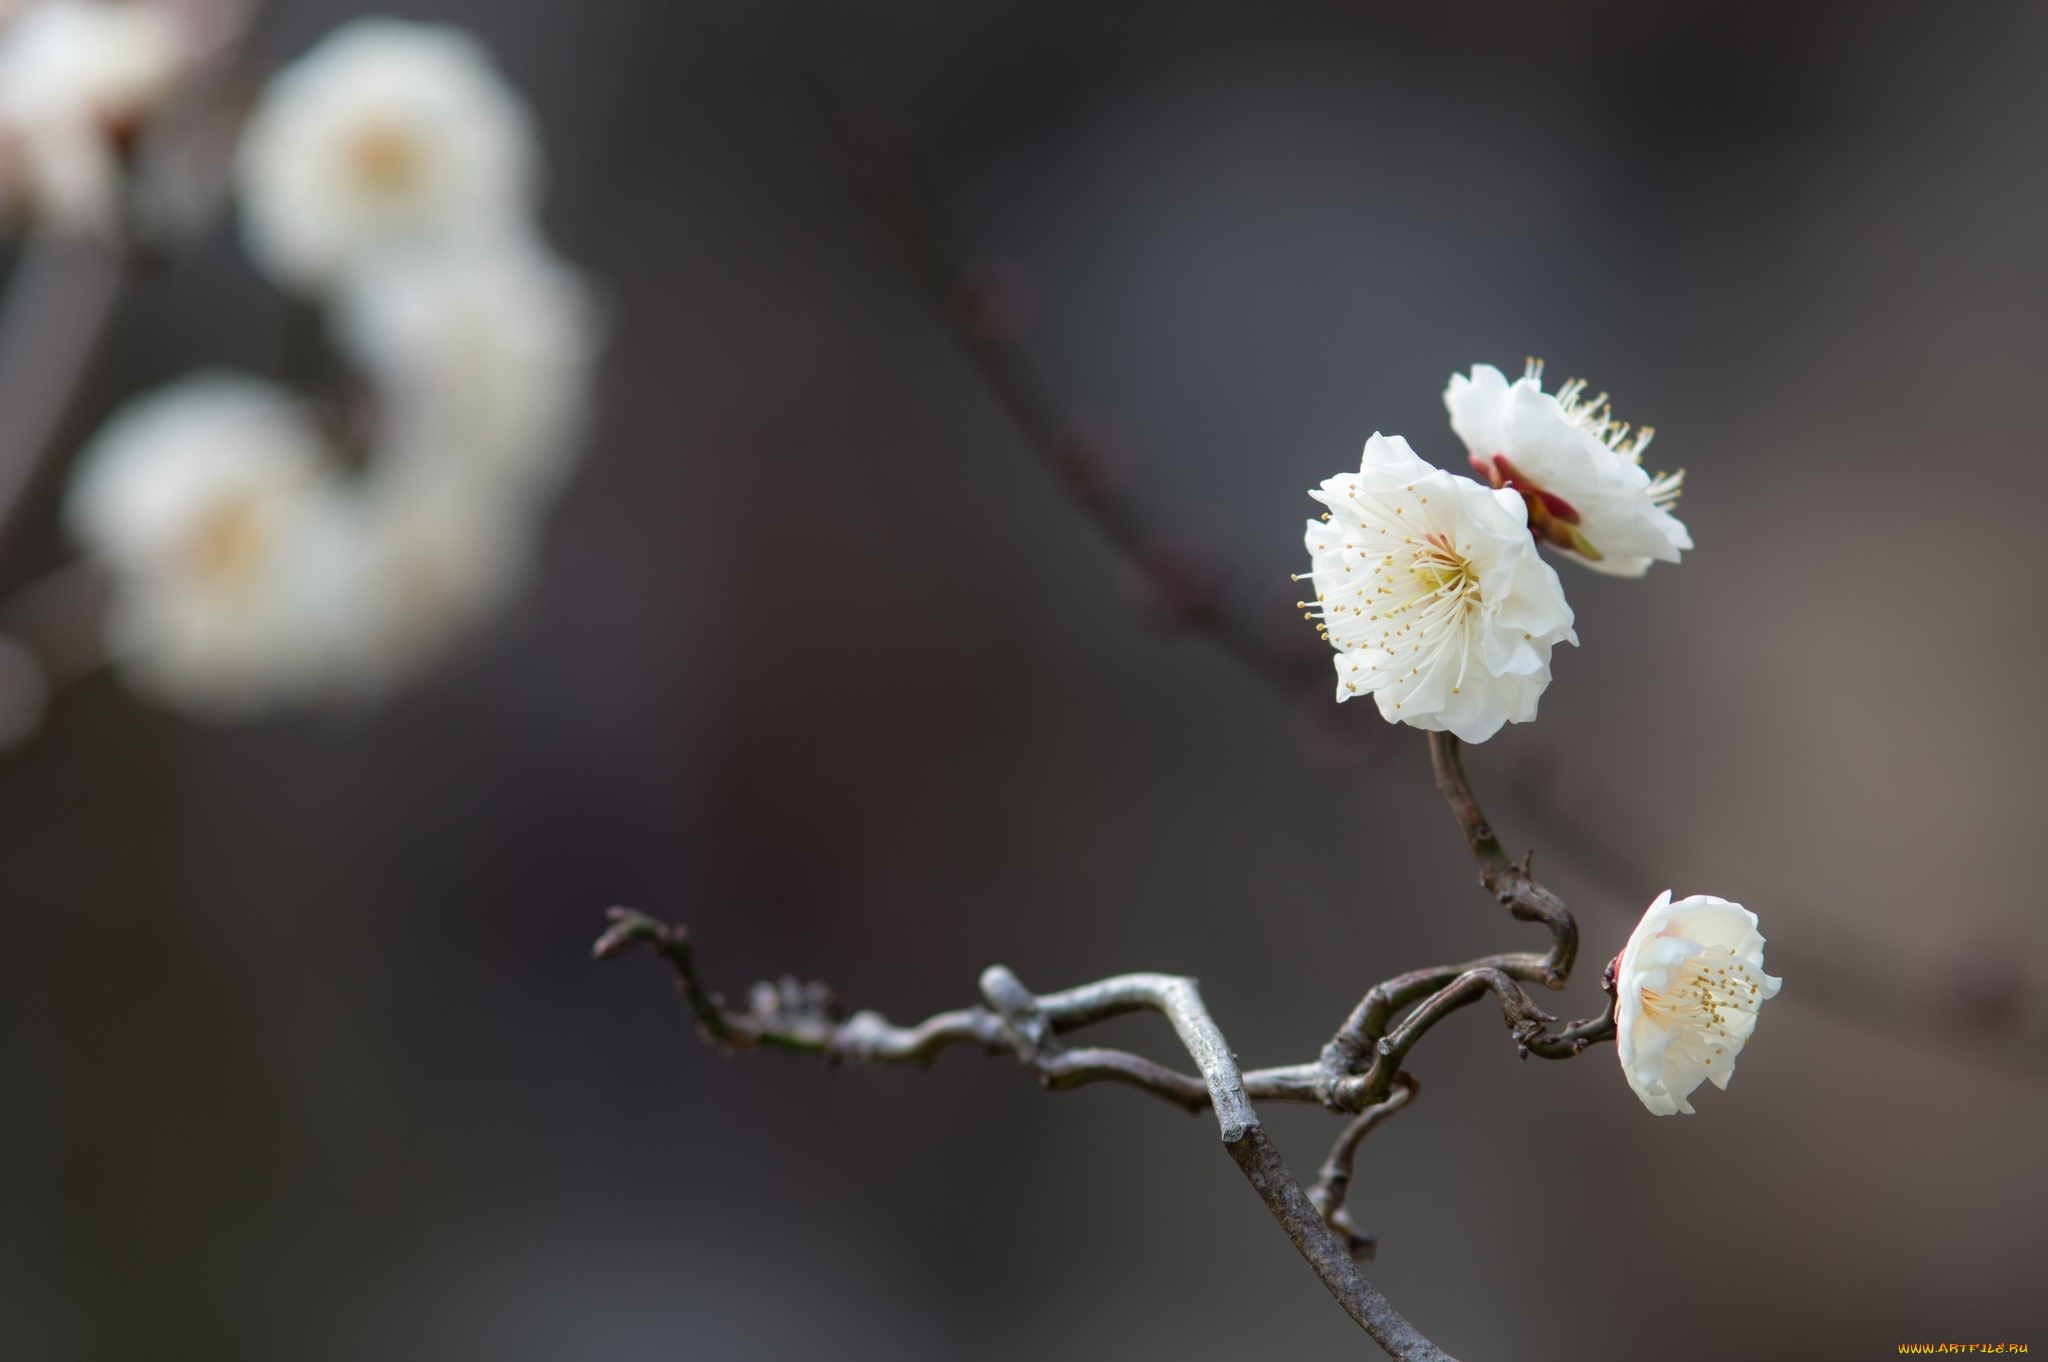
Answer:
xmin=4 ymin=1 xmax=2046 ymax=1358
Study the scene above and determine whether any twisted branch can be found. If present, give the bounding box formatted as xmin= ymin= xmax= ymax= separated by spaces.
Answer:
xmin=600 ymin=729 xmax=1617 ymax=1360
xmin=599 ymin=909 xmax=1457 ymax=1360
xmin=1309 ymin=1071 xmax=1419 ymax=1262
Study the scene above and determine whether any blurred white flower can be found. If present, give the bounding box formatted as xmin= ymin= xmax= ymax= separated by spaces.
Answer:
xmin=1614 ymin=891 xmax=1781 ymax=1116
xmin=1303 ymin=433 xmax=1576 ymax=744
xmin=0 ymin=0 xmax=191 ymax=236
xmin=44 ymin=16 xmax=592 ymax=727
xmin=334 ymin=233 xmax=601 ymax=501
xmin=1444 ymin=361 xmax=1691 ymax=578
xmin=234 ymin=16 xmax=537 ymax=290
xmin=65 ymin=372 xmax=389 ymax=718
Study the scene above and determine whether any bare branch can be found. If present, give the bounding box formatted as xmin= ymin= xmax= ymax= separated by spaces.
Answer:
xmin=1310 ymin=1071 xmax=1420 ymax=1262
xmin=1349 ymin=968 xmax=1555 ymax=1106
xmin=1428 ymin=731 xmax=1576 ymax=989
xmin=601 ymin=909 xmax=1473 ymax=1358
xmin=847 ymin=137 xmax=1321 ymax=688
xmin=596 ymin=647 xmax=1629 ymax=1362
xmin=1032 ymin=1047 xmax=1210 ymax=1111
xmin=1227 ymin=1124 xmax=1454 ymax=1362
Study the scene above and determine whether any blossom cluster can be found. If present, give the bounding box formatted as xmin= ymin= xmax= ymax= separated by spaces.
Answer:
xmin=1303 ymin=366 xmax=1777 ymax=1115
xmin=1303 ymin=361 xmax=1687 ymax=743
xmin=62 ymin=17 xmax=600 ymax=720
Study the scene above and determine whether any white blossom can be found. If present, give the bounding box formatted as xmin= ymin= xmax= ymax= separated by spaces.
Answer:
xmin=0 ymin=0 xmax=191 ymax=236
xmin=1614 ymin=891 xmax=1781 ymax=1116
xmin=1302 ymin=433 xmax=1576 ymax=744
xmin=48 ymin=15 xmax=589 ymax=725
xmin=65 ymin=372 xmax=389 ymax=718
xmin=1444 ymin=361 xmax=1691 ymax=578
xmin=332 ymin=233 xmax=601 ymax=502
xmin=234 ymin=17 xmax=537 ymax=290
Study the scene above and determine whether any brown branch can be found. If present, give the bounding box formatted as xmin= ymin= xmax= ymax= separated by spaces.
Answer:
xmin=600 ymin=895 xmax=1622 ymax=1361
xmin=1309 ymin=1071 xmax=1420 ymax=1262
xmin=1227 ymin=1124 xmax=1453 ymax=1362
xmin=847 ymin=136 xmax=1323 ymax=689
xmin=594 ymin=682 xmax=1624 ymax=1362
xmin=1428 ymin=731 xmax=1576 ymax=989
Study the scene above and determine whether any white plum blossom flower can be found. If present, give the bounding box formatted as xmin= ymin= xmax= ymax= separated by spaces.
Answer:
xmin=234 ymin=17 xmax=537 ymax=290
xmin=1444 ymin=361 xmax=1691 ymax=578
xmin=1302 ymin=433 xmax=1577 ymax=744
xmin=332 ymin=233 xmax=602 ymax=502
xmin=1614 ymin=891 xmax=1781 ymax=1116
xmin=65 ymin=372 xmax=390 ymax=718
xmin=0 ymin=0 xmax=192 ymax=236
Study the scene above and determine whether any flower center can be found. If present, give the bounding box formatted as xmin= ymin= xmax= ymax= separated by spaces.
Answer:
xmin=181 ymin=491 xmax=275 ymax=591
xmin=1469 ymin=452 xmax=1603 ymax=560
xmin=344 ymin=119 xmax=427 ymax=198
xmin=1409 ymin=534 xmax=1478 ymax=603
xmin=1639 ymin=947 xmax=1767 ymax=1047
xmin=1296 ymin=485 xmax=1501 ymax=704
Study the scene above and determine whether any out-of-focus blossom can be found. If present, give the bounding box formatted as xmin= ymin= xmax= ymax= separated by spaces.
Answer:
xmin=49 ymin=17 xmax=596 ymax=729
xmin=0 ymin=0 xmax=192 ymax=236
xmin=65 ymin=373 xmax=388 ymax=718
xmin=234 ymin=17 xmax=537 ymax=290
xmin=1302 ymin=433 xmax=1576 ymax=744
xmin=333 ymin=233 xmax=601 ymax=502
xmin=1445 ymin=361 xmax=1691 ymax=578
xmin=1614 ymin=891 xmax=1781 ymax=1116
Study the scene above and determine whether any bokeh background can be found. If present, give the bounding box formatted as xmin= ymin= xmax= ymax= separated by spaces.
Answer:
xmin=4 ymin=1 xmax=2047 ymax=1358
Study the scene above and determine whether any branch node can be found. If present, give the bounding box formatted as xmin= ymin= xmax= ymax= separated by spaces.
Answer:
xmin=979 ymin=964 xmax=1050 ymax=1051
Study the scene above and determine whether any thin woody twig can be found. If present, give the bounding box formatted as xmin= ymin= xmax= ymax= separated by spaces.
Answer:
xmin=599 ymin=729 xmax=1619 ymax=1362
xmin=599 ymin=683 xmax=1622 ymax=1361
xmin=847 ymin=135 xmax=1322 ymax=687
xmin=599 ymin=908 xmax=1464 ymax=1361
xmin=1428 ymin=731 xmax=1575 ymax=989
xmin=1309 ymin=1071 xmax=1419 ymax=1262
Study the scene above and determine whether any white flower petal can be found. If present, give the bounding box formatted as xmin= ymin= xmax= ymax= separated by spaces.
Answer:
xmin=1442 ymin=362 xmax=1691 ymax=577
xmin=1302 ymin=433 xmax=1576 ymax=743
xmin=235 ymin=17 xmax=537 ymax=289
